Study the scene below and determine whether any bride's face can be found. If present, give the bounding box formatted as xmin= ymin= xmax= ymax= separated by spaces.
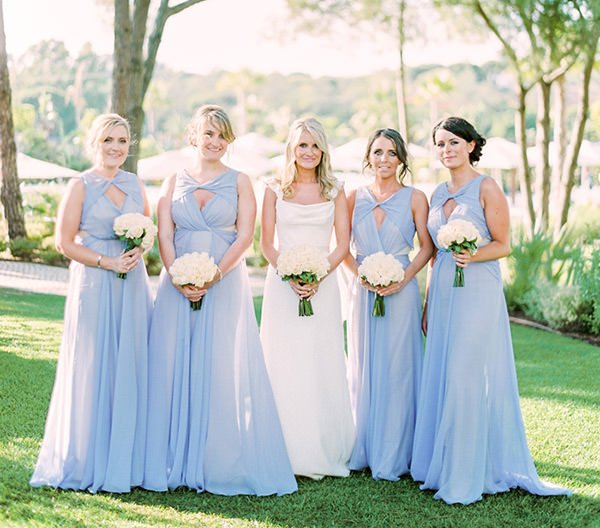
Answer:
xmin=294 ymin=130 xmax=322 ymax=171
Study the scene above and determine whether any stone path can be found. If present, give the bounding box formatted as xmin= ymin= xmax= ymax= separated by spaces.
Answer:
xmin=0 ymin=259 xmax=266 ymax=298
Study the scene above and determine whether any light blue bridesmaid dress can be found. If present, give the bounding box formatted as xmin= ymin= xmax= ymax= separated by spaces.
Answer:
xmin=347 ymin=186 xmax=423 ymax=480
xmin=142 ymin=169 xmax=297 ymax=496
xmin=30 ymin=170 xmax=152 ymax=493
xmin=411 ymin=175 xmax=571 ymax=504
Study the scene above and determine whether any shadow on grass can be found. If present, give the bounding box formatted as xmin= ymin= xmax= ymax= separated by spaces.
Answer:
xmin=4 ymin=465 xmax=595 ymax=528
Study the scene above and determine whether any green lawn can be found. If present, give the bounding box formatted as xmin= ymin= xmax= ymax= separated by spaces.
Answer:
xmin=0 ymin=287 xmax=598 ymax=528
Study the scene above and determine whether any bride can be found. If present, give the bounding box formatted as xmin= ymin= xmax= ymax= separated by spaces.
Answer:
xmin=260 ymin=117 xmax=355 ymax=479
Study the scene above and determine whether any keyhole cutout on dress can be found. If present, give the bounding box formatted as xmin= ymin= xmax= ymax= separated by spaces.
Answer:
xmin=104 ymin=184 xmax=127 ymax=210
xmin=372 ymin=205 xmax=386 ymax=230
xmin=443 ymin=198 xmax=457 ymax=220
xmin=193 ymin=188 xmax=216 ymax=210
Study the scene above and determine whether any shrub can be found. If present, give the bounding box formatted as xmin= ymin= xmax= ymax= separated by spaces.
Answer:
xmin=247 ymin=221 xmax=267 ymax=268
xmin=37 ymin=248 xmax=69 ymax=267
xmin=144 ymin=249 xmax=163 ymax=276
xmin=9 ymin=237 xmax=41 ymax=260
xmin=504 ymin=227 xmax=581 ymax=313
xmin=575 ymin=246 xmax=600 ymax=335
xmin=522 ymin=280 xmax=585 ymax=332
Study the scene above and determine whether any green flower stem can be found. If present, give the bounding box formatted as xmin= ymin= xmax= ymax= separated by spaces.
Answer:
xmin=453 ymin=265 xmax=465 ymax=287
xmin=372 ymin=293 xmax=386 ymax=317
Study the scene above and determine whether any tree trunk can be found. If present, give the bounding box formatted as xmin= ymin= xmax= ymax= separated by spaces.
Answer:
xmin=394 ymin=0 xmax=409 ymax=142
xmin=515 ymin=86 xmax=535 ymax=235
xmin=551 ymin=74 xmax=566 ymax=214
xmin=112 ymin=0 xmax=206 ymax=175
xmin=0 ymin=0 xmax=26 ymax=240
xmin=534 ymin=80 xmax=552 ymax=232
xmin=558 ymin=35 xmax=598 ymax=229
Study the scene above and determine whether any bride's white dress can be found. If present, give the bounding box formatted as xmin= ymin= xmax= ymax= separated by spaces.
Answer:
xmin=260 ymin=183 xmax=355 ymax=479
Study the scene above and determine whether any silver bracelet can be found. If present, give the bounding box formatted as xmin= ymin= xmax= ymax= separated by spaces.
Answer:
xmin=96 ymin=254 xmax=103 ymax=268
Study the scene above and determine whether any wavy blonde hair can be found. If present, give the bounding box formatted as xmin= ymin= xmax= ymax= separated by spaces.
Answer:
xmin=187 ymin=104 xmax=236 ymax=146
xmin=280 ymin=117 xmax=337 ymax=200
xmin=86 ymin=113 xmax=131 ymax=159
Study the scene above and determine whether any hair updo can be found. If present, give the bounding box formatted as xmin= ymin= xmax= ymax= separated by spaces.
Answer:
xmin=432 ymin=116 xmax=486 ymax=164
xmin=187 ymin=104 xmax=236 ymax=146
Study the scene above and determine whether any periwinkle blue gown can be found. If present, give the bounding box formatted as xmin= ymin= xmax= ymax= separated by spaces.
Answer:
xmin=142 ymin=169 xmax=297 ymax=496
xmin=347 ymin=186 xmax=422 ymax=480
xmin=411 ymin=175 xmax=571 ymax=504
xmin=30 ymin=170 xmax=152 ymax=493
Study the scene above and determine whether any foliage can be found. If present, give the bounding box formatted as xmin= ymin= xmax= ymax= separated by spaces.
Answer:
xmin=8 ymin=237 xmax=41 ymax=260
xmin=1 ymin=288 xmax=598 ymax=527
xmin=574 ymin=246 xmax=600 ymax=334
xmin=144 ymin=246 xmax=163 ymax=276
xmin=245 ymin=222 xmax=268 ymax=268
xmin=12 ymin=37 xmax=587 ymax=158
xmin=505 ymin=227 xmax=599 ymax=335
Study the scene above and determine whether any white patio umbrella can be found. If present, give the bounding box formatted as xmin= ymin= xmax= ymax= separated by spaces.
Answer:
xmin=138 ymin=145 xmax=273 ymax=181
xmin=478 ymin=137 xmax=521 ymax=170
xmin=527 ymin=140 xmax=600 ymax=168
xmin=331 ymin=137 xmax=430 ymax=173
xmin=233 ymin=133 xmax=284 ymax=157
xmin=16 ymin=152 xmax=79 ymax=180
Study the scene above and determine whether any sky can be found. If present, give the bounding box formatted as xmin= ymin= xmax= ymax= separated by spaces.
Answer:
xmin=4 ymin=0 xmax=501 ymax=77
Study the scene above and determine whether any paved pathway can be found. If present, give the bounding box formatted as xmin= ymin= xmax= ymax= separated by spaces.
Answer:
xmin=0 ymin=259 xmax=266 ymax=298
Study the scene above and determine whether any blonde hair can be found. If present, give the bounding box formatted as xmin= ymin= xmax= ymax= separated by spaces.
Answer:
xmin=187 ymin=104 xmax=236 ymax=146
xmin=280 ymin=117 xmax=337 ymax=200
xmin=86 ymin=113 xmax=131 ymax=158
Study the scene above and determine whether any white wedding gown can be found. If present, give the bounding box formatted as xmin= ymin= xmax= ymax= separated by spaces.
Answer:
xmin=260 ymin=184 xmax=355 ymax=479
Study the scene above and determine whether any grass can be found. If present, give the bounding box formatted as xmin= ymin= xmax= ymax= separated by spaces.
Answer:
xmin=0 ymin=287 xmax=599 ymax=528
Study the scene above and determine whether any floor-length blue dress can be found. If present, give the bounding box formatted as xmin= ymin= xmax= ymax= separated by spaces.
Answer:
xmin=30 ymin=170 xmax=153 ymax=493
xmin=347 ymin=186 xmax=423 ymax=480
xmin=411 ymin=175 xmax=571 ymax=504
xmin=142 ymin=169 xmax=297 ymax=496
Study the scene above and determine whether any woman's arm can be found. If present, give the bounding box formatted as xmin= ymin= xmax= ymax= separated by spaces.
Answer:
xmin=342 ymin=188 xmax=359 ymax=277
xmin=54 ymin=177 xmax=138 ymax=274
xmin=215 ymin=172 xmax=256 ymax=276
xmin=453 ymin=176 xmax=510 ymax=268
xmin=328 ymin=188 xmax=350 ymax=271
xmin=156 ymin=173 xmax=178 ymax=271
xmin=260 ymin=187 xmax=279 ymax=268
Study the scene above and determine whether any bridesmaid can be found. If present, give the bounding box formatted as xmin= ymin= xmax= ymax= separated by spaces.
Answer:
xmin=411 ymin=116 xmax=572 ymax=504
xmin=345 ymin=128 xmax=433 ymax=480
xmin=142 ymin=104 xmax=296 ymax=496
xmin=30 ymin=113 xmax=153 ymax=492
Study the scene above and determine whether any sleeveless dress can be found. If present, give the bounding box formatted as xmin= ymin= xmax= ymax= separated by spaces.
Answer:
xmin=142 ymin=169 xmax=296 ymax=496
xmin=347 ymin=186 xmax=422 ymax=480
xmin=410 ymin=175 xmax=572 ymax=504
xmin=260 ymin=182 xmax=355 ymax=479
xmin=30 ymin=170 xmax=153 ymax=493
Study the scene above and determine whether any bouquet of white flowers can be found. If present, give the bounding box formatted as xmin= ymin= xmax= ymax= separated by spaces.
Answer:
xmin=277 ymin=245 xmax=330 ymax=316
xmin=358 ymin=251 xmax=405 ymax=317
xmin=113 ymin=212 xmax=158 ymax=279
xmin=436 ymin=219 xmax=482 ymax=287
xmin=169 ymin=252 xmax=219 ymax=310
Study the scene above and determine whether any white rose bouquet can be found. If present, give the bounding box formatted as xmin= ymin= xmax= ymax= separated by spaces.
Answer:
xmin=358 ymin=251 xmax=405 ymax=317
xmin=277 ymin=245 xmax=330 ymax=317
xmin=113 ymin=212 xmax=158 ymax=279
xmin=436 ymin=219 xmax=482 ymax=287
xmin=169 ymin=252 xmax=219 ymax=311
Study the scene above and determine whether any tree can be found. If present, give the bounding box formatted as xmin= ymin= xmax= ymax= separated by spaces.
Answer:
xmin=111 ymin=0 xmax=208 ymax=173
xmin=0 ymin=0 xmax=26 ymax=241
xmin=444 ymin=0 xmax=597 ymax=233
xmin=284 ymin=0 xmax=438 ymax=143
